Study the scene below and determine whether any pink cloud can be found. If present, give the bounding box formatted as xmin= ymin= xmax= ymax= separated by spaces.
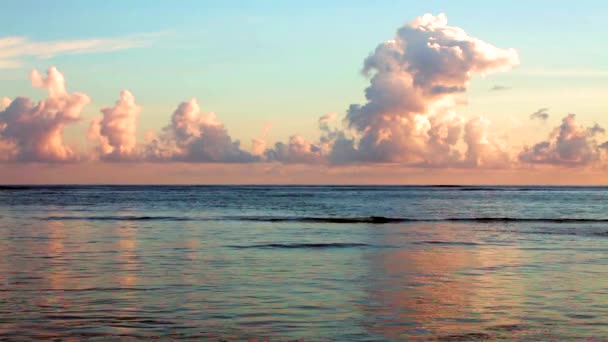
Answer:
xmin=266 ymin=13 xmax=518 ymax=167
xmin=1 ymin=14 xmax=605 ymax=173
xmin=89 ymin=90 xmax=141 ymax=161
xmin=519 ymin=114 xmax=605 ymax=166
xmin=463 ymin=116 xmax=510 ymax=168
xmin=0 ymin=97 xmax=10 ymax=110
xmin=0 ymin=67 xmax=90 ymax=162
xmin=144 ymin=98 xmax=258 ymax=162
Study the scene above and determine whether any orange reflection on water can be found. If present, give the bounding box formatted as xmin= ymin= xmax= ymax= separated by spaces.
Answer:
xmin=111 ymin=215 xmax=142 ymax=337
xmin=114 ymin=218 xmax=139 ymax=288
xmin=44 ymin=213 xmax=69 ymax=293
xmin=364 ymin=223 xmax=525 ymax=340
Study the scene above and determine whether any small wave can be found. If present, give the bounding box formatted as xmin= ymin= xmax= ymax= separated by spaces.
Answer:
xmin=445 ymin=217 xmax=608 ymax=223
xmin=0 ymin=185 xmax=32 ymax=190
xmin=233 ymin=215 xmax=608 ymax=224
xmin=227 ymin=242 xmax=370 ymax=249
xmin=41 ymin=215 xmax=608 ymax=224
xmin=42 ymin=215 xmax=194 ymax=221
xmin=457 ymin=187 xmax=539 ymax=191
xmin=236 ymin=216 xmax=412 ymax=223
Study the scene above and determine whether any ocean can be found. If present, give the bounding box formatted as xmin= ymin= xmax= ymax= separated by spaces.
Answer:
xmin=0 ymin=185 xmax=607 ymax=340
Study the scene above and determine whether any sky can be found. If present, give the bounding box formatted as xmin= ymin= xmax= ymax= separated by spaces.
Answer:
xmin=0 ymin=0 xmax=607 ymax=184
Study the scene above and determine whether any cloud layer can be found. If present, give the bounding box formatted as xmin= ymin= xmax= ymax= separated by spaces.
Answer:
xmin=0 ymin=14 xmax=605 ymax=170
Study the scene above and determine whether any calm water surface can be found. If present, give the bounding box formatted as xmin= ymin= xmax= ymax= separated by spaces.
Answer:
xmin=0 ymin=186 xmax=607 ymax=340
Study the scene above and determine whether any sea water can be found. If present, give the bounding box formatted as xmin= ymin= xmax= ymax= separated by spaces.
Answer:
xmin=0 ymin=185 xmax=607 ymax=340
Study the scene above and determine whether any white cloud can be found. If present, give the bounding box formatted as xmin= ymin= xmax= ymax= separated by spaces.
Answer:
xmin=0 ymin=33 xmax=161 ymax=69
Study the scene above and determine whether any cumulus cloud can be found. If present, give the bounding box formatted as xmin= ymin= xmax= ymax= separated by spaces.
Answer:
xmin=346 ymin=14 xmax=518 ymax=165
xmin=0 ymin=67 xmax=90 ymax=162
xmin=463 ymin=116 xmax=510 ymax=168
xmin=312 ymin=13 xmax=518 ymax=167
xmin=250 ymin=124 xmax=272 ymax=156
xmin=0 ymin=33 xmax=160 ymax=69
xmin=265 ymin=135 xmax=325 ymax=164
xmin=318 ymin=112 xmax=337 ymax=124
xmin=89 ymin=90 xmax=141 ymax=161
xmin=0 ymin=97 xmax=10 ymax=110
xmin=530 ymin=108 xmax=549 ymax=121
xmin=144 ymin=98 xmax=258 ymax=163
xmin=519 ymin=114 xmax=605 ymax=166
xmin=4 ymin=14 xmax=605 ymax=172
xmin=265 ymin=113 xmax=341 ymax=164
xmin=588 ymin=123 xmax=605 ymax=136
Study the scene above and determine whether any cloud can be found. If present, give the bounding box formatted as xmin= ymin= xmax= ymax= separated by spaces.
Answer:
xmin=265 ymin=113 xmax=342 ymax=164
xmin=530 ymin=108 xmax=549 ymax=121
xmin=318 ymin=112 xmax=337 ymax=124
xmin=519 ymin=114 xmax=605 ymax=166
xmin=250 ymin=123 xmax=272 ymax=156
xmin=144 ymin=99 xmax=258 ymax=163
xmin=588 ymin=123 xmax=605 ymax=136
xmin=0 ymin=33 xmax=159 ymax=69
xmin=89 ymin=90 xmax=141 ymax=161
xmin=0 ymin=67 xmax=90 ymax=162
xmin=265 ymin=135 xmax=325 ymax=164
xmin=313 ymin=13 xmax=518 ymax=167
xmin=263 ymin=13 xmax=518 ymax=167
xmin=0 ymin=97 xmax=11 ymax=111
xmin=490 ymin=85 xmax=511 ymax=91
xmin=3 ymin=14 xmax=606 ymax=172
xmin=463 ymin=116 xmax=510 ymax=168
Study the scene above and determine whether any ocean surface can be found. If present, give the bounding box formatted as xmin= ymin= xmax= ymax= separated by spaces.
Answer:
xmin=0 ymin=185 xmax=607 ymax=341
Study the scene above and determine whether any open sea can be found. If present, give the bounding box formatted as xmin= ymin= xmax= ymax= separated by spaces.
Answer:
xmin=0 ymin=185 xmax=607 ymax=341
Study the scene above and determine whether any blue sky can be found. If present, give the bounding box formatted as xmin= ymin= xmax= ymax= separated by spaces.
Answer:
xmin=1 ymin=0 xmax=607 ymax=146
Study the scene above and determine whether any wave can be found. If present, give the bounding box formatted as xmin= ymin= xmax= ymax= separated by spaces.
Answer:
xmin=227 ymin=242 xmax=370 ymax=249
xmin=40 ymin=214 xmax=608 ymax=224
xmin=445 ymin=217 xmax=608 ymax=223
xmin=236 ymin=216 xmax=409 ymax=223
xmin=235 ymin=215 xmax=608 ymax=224
xmin=0 ymin=185 xmax=33 ymax=190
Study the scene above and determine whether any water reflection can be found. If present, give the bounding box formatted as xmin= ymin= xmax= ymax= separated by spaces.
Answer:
xmin=1 ymin=200 xmax=607 ymax=340
xmin=39 ymin=213 xmax=70 ymax=318
xmin=364 ymin=223 xmax=525 ymax=340
xmin=114 ymin=216 xmax=139 ymax=288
